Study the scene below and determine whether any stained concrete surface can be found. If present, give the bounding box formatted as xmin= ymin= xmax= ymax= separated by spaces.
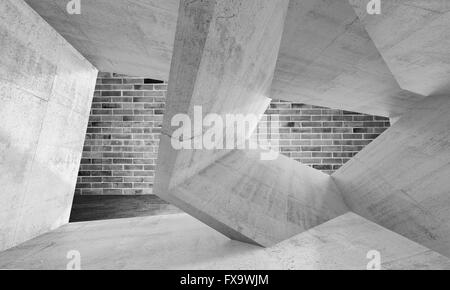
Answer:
xmin=334 ymin=95 xmax=450 ymax=258
xmin=350 ymin=0 xmax=450 ymax=96
xmin=24 ymin=0 xmax=179 ymax=81
xmin=160 ymin=149 xmax=348 ymax=247
xmin=0 ymin=0 xmax=97 ymax=251
xmin=0 ymin=212 xmax=449 ymax=270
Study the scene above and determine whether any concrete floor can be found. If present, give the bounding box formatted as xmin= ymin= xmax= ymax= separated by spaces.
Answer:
xmin=70 ymin=195 xmax=181 ymax=222
xmin=0 ymin=212 xmax=449 ymax=270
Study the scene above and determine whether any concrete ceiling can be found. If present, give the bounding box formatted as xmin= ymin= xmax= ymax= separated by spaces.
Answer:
xmin=350 ymin=0 xmax=450 ymax=96
xmin=24 ymin=0 xmax=178 ymax=81
xmin=25 ymin=0 xmax=438 ymax=117
xmin=271 ymin=0 xmax=425 ymax=117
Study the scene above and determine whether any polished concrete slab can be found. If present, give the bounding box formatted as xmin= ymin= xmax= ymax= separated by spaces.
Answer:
xmin=0 ymin=212 xmax=449 ymax=270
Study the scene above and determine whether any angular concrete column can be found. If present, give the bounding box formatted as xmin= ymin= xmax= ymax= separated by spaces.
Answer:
xmin=154 ymin=0 xmax=349 ymax=247
xmin=0 ymin=0 xmax=98 ymax=251
xmin=333 ymin=95 xmax=450 ymax=257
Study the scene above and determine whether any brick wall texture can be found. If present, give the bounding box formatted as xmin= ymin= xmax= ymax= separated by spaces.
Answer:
xmin=75 ymin=73 xmax=390 ymax=195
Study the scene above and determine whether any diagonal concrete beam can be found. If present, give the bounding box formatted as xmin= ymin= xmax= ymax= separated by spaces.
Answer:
xmin=270 ymin=0 xmax=425 ymax=118
xmin=160 ymin=149 xmax=349 ymax=246
xmin=157 ymin=0 xmax=284 ymax=190
xmin=154 ymin=0 xmax=349 ymax=246
xmin=333 ymin=95 xmax=450 ymax=257
xmin=349 ymin=0 xmax=450 ymax=96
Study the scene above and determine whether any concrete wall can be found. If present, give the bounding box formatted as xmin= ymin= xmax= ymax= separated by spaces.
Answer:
xmin=0 ymin=0 xmax=97 ymax=251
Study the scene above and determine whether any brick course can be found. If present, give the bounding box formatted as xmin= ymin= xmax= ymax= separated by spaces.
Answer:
xmin=75 ymin=73 xmax=390 ymax=195
xmin=260 ymin=100 xmax=390 ymax=175
xmin=75 ymin=72 xmax=166 ymax=195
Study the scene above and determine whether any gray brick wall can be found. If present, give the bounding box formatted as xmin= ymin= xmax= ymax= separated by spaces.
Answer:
xmin=260 ymin=100 xmax=390 ymax=175
xmin=75 ymin=73 xmax=166 ymax=195
xmin=75 ymin=73 xmax=390 ymax=195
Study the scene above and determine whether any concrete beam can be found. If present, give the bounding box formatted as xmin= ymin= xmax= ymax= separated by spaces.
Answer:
xmin=349 ymin=0 xmax=450 ymax=96
xmin=0 ymin=0 xmax=97 ymax=251
xmin=161 ymin=149 xmax=348 ymax=246
xmin=270 ymin=0 xmax=425 ymax=118
xmin=154 ymin=0 xmax=348 ymax=246
xmin=333 ymin=95 xmax=450 ymax=257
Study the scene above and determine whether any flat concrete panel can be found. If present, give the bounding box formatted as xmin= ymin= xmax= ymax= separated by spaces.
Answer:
xmin=24 ymin=0 xmax=179 ymax=81
xmin=14 ymin=102 xmax=94 ymax=248
xmin=0 ymin=87 xmax=47 ymax=250
xmin=349 ymin=0 xmax=450 ymax=96
xmin=0 ymin=0 xmax=58 ymax=100
xmin=0 ymin=0 xmax=97 ymax=251
xmin=1 ymin=213 xmax=449 ymax=270
xmin=51 ymin=39 xmax=99 ymax=116
xmin=333 ymin=95 xmax=450 ymax=257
